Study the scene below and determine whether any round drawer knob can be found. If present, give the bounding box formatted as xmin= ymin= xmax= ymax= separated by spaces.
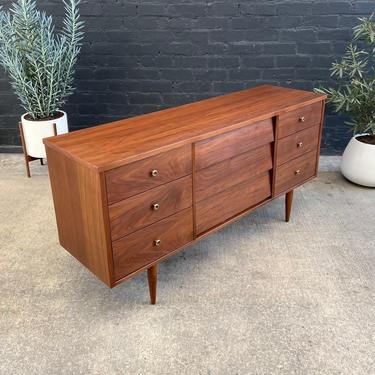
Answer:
xmin=154 ymin=239 xmax=161 ymax=246
xmin=152 ymin=203 xmax=160 ymax=211
xmin=151 ymin=169 xmax=159 ymax=177
xmin=299 ymin=116 xmax=305 ymax=122
xmin=295 ymin=169 xmax=302 ymax=175
xmin=297 ymin=142 xmax=304 ymax=148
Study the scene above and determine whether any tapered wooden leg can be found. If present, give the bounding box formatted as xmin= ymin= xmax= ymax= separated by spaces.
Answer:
xmin=40 ymin=158 xmax=44 ymax=165
xmin=24 ymin=158 xmax=31 ymax=178
xmin=18 ymin=122 xmax=31 ymax=178
xmin=285 ymin=190 xmax=294 ymax=222
xmin=147 ymin=264 xmax=158 ymax=305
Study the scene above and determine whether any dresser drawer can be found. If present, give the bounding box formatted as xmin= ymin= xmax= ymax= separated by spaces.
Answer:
xmin=278 ymin=101 xmax=322 ymax=139
xmin=195 ymin=119 xmax=274 ymax=170
xmin=196 ymin=172 xmax=271 ymax=234
xmin=105 ymin=145 xmax=192 ymax=204
xmin=277 ymin=125 xmax=320 ymax=166
xmin=274 ymin=150 xmax=317 ymax=195
xmin=196 ymin=143 xmax=273 ymax=202
xmin=109 ymin=176 xmax=192 ymax=240
xmin=113 ymin=208 xmax=193 ymax=280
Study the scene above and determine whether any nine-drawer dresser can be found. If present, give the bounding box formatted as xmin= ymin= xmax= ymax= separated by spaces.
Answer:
xmin=44 ymin=85 xmax=326 ymax=304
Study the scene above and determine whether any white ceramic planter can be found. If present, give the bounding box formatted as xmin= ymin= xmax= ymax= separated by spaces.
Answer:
xmin=341 ymin=134 xmax=375 ymax=187
xmin=21 ymin=111 xmax=69 ymax=158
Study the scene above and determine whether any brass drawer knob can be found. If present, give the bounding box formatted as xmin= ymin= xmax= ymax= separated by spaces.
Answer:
xmin=152 ymin=203 xmax=160 ymax=211
xmin=295 ymin=169 xmax=302 ymax=175
xmin=154 ymin=239 xmax=161 ymax=246
xmin=297 ymin=142 xmax=304 ymax=148
xmin=151 ymin=169 xmax=159 ymax=177
xmin=299 ymin=116 xmax=305 ymax=122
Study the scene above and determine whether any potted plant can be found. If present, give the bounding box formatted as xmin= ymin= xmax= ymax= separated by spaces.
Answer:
xmin=316 ymin=15 xmax=375 ymax=187
xmin=0 ymin=0 xmax=84 ymax=158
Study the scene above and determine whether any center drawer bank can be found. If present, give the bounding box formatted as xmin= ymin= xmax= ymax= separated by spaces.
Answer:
xmin=44 ymin=85 xmax=326 ymax=304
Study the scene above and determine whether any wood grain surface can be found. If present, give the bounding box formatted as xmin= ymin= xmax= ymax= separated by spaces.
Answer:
xmin=195 ymin=143 xmax=273 ymax=202
xmin=195 ymin=118 xmax=274 ymax=170
xmin=278 ymin=101 xmax=322 ymax=139
xmin=276 ymin=124 xmax=320 ymax=166
xmin=105 ymin=145 xmax=191 ymax=204
xmin=109 ymin=175 xmax=192 ymax=240
xmin=45 ymin=145 xmax=113 ymax=286
xmin=274 ymin=150 xmax=317 ymax=195
xmin=113 ymin=208 xmax=193 ymax=280
xmin=44 ymin=85 xmax=325 ymax=171
xmin=196 ymin=172 xmax=272 ymax=234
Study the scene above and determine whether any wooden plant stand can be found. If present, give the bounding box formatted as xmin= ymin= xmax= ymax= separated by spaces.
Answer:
xmin=18 ymin=122 xmax=56 ymax=178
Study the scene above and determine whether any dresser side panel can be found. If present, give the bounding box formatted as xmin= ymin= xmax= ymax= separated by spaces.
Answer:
xmin=46 ymin=145 xmax=112 ymax=286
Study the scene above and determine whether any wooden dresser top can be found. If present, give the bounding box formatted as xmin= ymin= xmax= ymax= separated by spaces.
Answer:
xmin=44 ymin=85 xmax=325 ymax=172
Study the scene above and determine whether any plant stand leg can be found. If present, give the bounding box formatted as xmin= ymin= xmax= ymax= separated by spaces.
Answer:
xmin=285 ymin=190 xmax=294 ymax=222
xmin=18 ymin=122 xmax=57 ymax=177
xmin=147 ymin=264 xmax=158 ymax=305
xmin=18 ymin=122 xmax=35 ymax=178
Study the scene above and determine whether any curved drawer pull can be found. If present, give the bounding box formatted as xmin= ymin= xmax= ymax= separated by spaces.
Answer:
xmin=295 ymin=169 xmax=302 ymax=175
xmin=154 ymin=239 xmax=161 ymax=246
xmin=152 ymin=203 xmax=160 ymax=211
xmin=299 ymin=116 xmax=305 ymax=123
xmin=151 ymin=169 xmax=159 ymax=177
xmin=297 ymin=142 xmax=304 ymax=148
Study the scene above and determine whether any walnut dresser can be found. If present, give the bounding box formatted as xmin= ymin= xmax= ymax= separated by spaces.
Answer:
xmin=44 ymin=85 xmax=326 ymax=304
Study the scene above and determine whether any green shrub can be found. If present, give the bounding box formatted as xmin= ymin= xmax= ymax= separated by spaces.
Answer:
xmin=0 ymin=0 xmax=84 ymax=120
xmin=315 ymin=16 xmax=375 ymax=136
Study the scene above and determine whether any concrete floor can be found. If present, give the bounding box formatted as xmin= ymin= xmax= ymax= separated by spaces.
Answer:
xmin=0 ymin=154 xmax=374 ymax=375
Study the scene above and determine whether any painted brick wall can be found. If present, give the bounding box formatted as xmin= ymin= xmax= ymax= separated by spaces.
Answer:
xmin=1 ymin=0 xmax=375 ymax=153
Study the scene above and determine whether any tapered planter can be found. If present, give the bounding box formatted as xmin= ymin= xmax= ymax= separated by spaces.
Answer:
xmin=341 ymin=134 xmax=375 ymax=187
xmin=21 ymin=111 xmax=69 ymax=158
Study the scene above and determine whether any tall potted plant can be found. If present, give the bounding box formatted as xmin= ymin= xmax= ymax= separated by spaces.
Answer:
xmin=0 ymin=0 xmax=84 ymax=158
xmin=316 ymin=16 xmax=375 ymax=187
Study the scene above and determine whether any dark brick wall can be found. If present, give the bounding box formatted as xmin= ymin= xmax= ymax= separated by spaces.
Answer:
xmin=1 ymin=0 xmax=375 ymax=153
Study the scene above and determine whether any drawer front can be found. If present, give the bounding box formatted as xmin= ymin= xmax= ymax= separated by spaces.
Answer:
xmin=105 ymin=145 xmax=192 ymax=204
xmin=274 ymin=150 xmax=317 ymax=195
xmin=196 ymin=143 xmax=273 ymax=202
xmin=277 ymin=124 xmax=320 ymax=166
xmin=113 ymin=208 xmax=193 ymax=280
xmin=278 ymin=101 xmax=322 ymax=139
xmin=109 ymin=176 xmax=192 ymax=241
xmin=196 ymin=172 xmax=271 ymax=234
xmin=195 ymin=119 xmax=274 ymax=170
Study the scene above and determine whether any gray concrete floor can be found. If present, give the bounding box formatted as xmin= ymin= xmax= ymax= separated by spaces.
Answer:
xmin=0 ymin=154 xmax=374 ymax=375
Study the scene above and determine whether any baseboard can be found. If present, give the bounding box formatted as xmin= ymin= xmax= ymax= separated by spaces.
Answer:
xmin=0 ymin=145 xmax=23 ymax=153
